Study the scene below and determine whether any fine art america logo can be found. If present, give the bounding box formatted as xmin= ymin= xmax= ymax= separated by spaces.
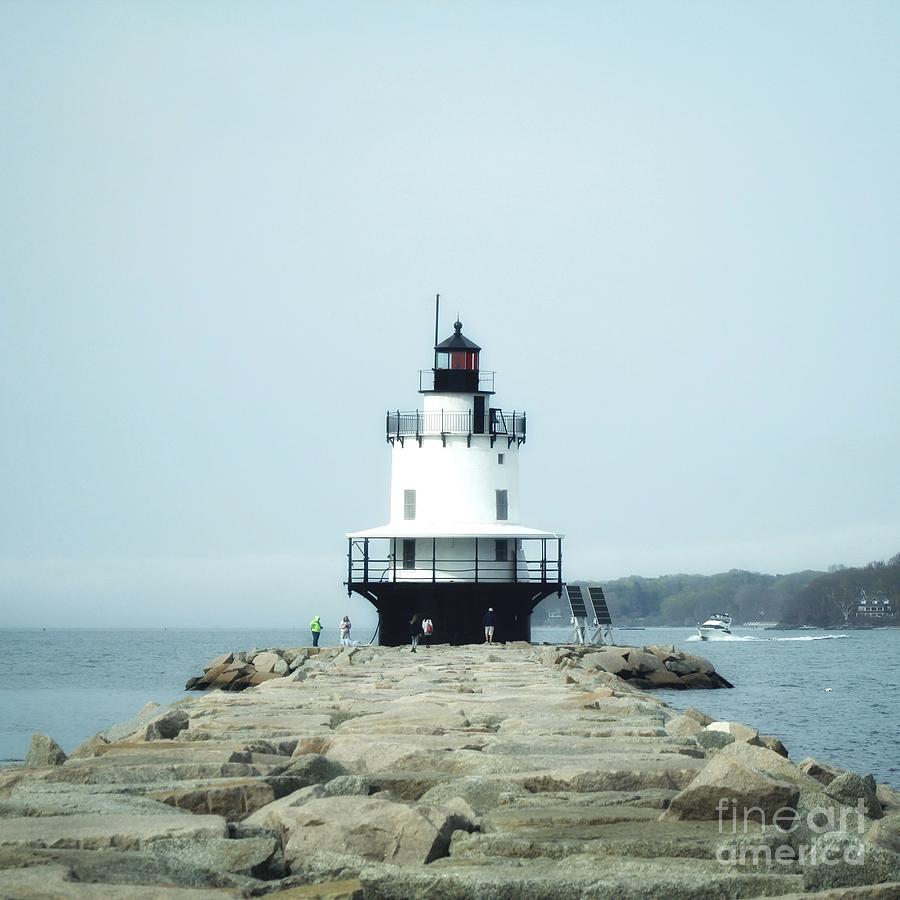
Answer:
xmin=715 ymin=797 xmax=868 ymax=866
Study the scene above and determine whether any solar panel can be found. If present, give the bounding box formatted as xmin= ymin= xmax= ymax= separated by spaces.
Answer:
xmin=588 ymin=586 xmax=613 ymax=624
xmin=565 ymin=585 xmax=589 ymax=618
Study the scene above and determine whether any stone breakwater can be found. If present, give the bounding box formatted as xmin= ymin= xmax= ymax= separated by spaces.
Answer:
xmin=0 ymin=644 xmax=897 ymax=899
xmin=184 ymin=642 xmax=735 ymax=692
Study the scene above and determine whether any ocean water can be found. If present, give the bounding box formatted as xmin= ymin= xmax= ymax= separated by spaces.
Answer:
xmin=1 ymin=626 xmax=897 ymax=788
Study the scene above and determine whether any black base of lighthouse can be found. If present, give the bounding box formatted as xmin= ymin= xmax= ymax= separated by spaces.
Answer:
xmin=351 ymin=583 xmax=560 ymax=646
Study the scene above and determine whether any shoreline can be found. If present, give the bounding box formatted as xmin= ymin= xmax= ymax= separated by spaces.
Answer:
xmin=1 ymin=641 xmax=899 ymax=897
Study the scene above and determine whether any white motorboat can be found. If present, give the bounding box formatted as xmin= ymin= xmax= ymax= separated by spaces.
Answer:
xmin=697 ymin=613 xmax=732 ymax=640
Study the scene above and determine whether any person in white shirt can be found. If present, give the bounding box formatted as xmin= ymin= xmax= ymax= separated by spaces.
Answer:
xmin=421 ymin=617 xmax=434 ymax=648
xmin=339 ymin=615 xmax=351 ymax=646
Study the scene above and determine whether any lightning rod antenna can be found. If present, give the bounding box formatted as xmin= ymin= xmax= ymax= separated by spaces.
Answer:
xmin=433 ymin=293 xmax=440 ymax=370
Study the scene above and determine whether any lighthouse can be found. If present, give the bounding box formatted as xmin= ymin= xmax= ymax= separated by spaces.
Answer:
xmin=345 ymin=305 xmax=563 ymax=645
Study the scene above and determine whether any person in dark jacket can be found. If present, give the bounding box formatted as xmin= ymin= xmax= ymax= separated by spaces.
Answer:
xmin=482 ymin=608 xmax=496 ymax=644
xmin=409 ymin=614 xmax=421 ymax=652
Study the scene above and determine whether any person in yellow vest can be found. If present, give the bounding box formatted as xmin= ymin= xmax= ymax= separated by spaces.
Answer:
xmin=310 ymin=615 xmax=323 ymax=647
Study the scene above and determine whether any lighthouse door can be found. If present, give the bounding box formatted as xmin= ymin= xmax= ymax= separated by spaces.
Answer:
xmin=473 ymin=396 xmax=485 ymax=434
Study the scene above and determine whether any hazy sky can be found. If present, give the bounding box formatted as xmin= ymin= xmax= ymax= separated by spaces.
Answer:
xmin=2 ymin=2 xmax=898 ymax=627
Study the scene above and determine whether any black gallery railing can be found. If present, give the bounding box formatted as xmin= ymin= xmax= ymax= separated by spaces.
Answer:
xmin=418 ymin=369 xmax=496 ymax=392
xmin=386 ymin=409 xmax=526 ymax=447
xmin=346 ymin=537 xmax=562 ymax=589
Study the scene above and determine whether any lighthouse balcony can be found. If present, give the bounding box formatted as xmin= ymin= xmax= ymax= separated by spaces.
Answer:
xmin=419 ymin=369 xmax=495 ymax=393
xmin=386 ymin=408 xmax=526 ymax=447
xmin=345 ymin=531 xmax=562 ymax=592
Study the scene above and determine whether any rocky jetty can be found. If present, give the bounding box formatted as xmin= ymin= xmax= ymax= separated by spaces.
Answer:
xmin=184 ymin=642 xmax=734 ymax=693
xmin=1 ymin=643 xmax=898 ymax=898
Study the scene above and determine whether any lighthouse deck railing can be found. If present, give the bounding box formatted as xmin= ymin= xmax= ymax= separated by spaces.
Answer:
xmin=386 ymin=409 xmax=526 ymax=445
xmin=346 ymin=537 xmax=562 ymax=589
xmin=418 ymin=369 xmax=496 ymax=393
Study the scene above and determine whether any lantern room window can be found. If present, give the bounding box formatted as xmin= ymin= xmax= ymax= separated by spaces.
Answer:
xmin=450 ymin=350 xmax=478 ymax=370
xmin=437 ymin=350 xmax=479 ymax=371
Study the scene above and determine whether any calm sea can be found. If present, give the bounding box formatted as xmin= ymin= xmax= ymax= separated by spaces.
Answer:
xmin=1 ymin=626 xmax=897 ymax=788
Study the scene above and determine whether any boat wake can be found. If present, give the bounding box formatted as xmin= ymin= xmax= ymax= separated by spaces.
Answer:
xmin=772 ymin=634 xmax=850 ymax=642
xmin=685 ymin=633 xmax=849 ymax=643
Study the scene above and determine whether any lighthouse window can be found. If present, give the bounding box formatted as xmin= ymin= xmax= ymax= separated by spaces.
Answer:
xmin=497 ymin=453 xmax=505 ymax=465
xmin=403 ymin=489 xmax=416 ymax=520
xmin=402 ymin=539 xmax=416 ymax=570
xmin=495 ymin=540 xmax=509 ymax=562
xmin=495 ymin=489 xmax=509 ymax=521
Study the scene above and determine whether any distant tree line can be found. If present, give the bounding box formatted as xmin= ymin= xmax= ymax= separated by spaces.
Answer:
xmin=781 ymin=553 xmax=900 ymax=627
xmin=554 ymin=553 xmax=900 ymax=627
xmin=595 ymin=570 xmax=821 ymax=626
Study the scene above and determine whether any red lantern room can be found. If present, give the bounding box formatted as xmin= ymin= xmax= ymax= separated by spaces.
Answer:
xmin=432 ymin=320 xmax=482 ymax=392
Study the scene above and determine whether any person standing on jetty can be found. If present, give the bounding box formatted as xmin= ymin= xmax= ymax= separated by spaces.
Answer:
xmin=310 ymin=615 xmax=323 ymax=647
xmin=409 ymin=614 xmax=421 ymax=652
xmin=339 ymin=615 xmax=352 ymax=646
xmin=483 ymin=607 xmax=496 ymax=644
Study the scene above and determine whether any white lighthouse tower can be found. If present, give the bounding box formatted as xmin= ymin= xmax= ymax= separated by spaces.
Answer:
xmin=346 ymin=304 xmax=563 ymax=645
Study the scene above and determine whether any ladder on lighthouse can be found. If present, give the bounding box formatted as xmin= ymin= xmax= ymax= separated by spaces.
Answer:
xmin=564 ymin=584 xmax=614 ymax=645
